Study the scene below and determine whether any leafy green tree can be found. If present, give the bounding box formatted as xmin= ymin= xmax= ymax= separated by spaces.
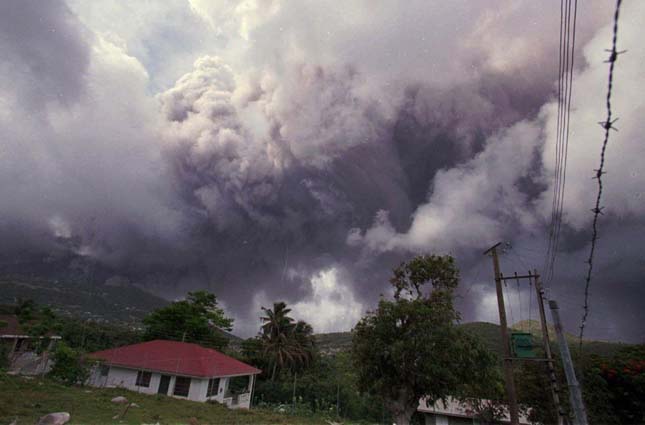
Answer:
xmin=59 ymin=319 xmax=142 ymax=352
xmin=142 ymin=290 xmax=233 ymax=349
xmin=516 ymin=344 xmax=645 ymax=424
xmin=582 ymin=345 xmax=645 ymax=424
xmin=352 ymin=254 xmax=498 ymax=425
xmin=292 ymin=320 xmax=316 ymax=371
xmin=260 ymin=302 xmax=316 ymax=380
xmin=48 ymin=342 xmax=89 ymax=385
xmin=14 ymin=299 xmax=37 ymax=322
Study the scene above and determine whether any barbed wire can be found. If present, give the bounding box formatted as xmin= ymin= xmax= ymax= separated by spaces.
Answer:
xmin=579 ymin=0 xmax=625 ymax=350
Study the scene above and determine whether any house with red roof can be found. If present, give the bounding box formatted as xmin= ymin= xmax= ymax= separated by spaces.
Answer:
xmin=87 ymin=340 xmax=261 ymax=409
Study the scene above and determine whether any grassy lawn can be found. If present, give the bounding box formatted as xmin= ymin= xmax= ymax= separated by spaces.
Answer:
xmin=0 ymin=374 xmax=328 ymax=425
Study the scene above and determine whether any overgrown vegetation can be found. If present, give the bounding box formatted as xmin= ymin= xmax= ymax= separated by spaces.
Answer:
xmin=518 ymin=344 xmax=645 ymax=425
xmin=142 ymin=290 xmax=234 ymax=350
xmin=0 ymin=374 xmax=327 ymax=425
xmin=3 ymin=299 xmax=142 ymax=354
xmin=250 ymin=352 xmax=388 ymax=423
xmin=48 ymin=342 xmax=88 ymax=386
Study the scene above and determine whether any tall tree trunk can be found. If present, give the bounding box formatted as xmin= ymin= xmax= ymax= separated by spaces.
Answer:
xmin=388 ymin=392 xmax=416 ymax=425
xmin=271 ymin=362 xmax=277 ymax=381
xmin=392 ymin=405 xmax=417 ymax=425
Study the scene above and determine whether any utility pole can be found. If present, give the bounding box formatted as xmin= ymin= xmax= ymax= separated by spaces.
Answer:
xmin=534 ymin=273 xmax=566 ymax=425
xmin=484 ymin=242 xmax=520 ymax=425
xmin=336 ymin=382 xmax=340 ymax=418
xmin=549 ymin=301 xmax=588 ymax=425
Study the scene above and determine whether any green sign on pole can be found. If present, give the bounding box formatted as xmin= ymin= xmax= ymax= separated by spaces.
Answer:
xmin=511 ymin=332 xmax=536 ymax=358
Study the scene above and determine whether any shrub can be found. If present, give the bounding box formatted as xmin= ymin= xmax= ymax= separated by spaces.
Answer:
xmin=48 ymin=342 xmax=88 ymax=385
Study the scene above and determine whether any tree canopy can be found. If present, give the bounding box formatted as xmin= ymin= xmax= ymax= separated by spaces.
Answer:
xmin=142 ymin=290 xmax=233 ymax=350
xmin=352 ymin=254 xmax=498 ymax=425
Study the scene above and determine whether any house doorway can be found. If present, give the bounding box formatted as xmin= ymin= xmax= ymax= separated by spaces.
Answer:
xmin=158 ymin=375 xmax=171 ymax=395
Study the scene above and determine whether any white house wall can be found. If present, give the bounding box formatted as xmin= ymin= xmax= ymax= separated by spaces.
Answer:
xmin=102 ymin=366 xmax=160 ymax=396
xmin=88 ymin=366 xmax=207 ymax=401
xmin=87 ymin=365 xmax=256 ymax=408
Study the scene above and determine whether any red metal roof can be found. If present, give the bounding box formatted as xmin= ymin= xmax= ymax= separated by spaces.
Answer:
xmin=89 ymin=340 xmax=261 ymax=378
xmin=0 ymin=315 xmax=23 ymax=335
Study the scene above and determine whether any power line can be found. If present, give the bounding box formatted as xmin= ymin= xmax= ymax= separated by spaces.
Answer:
xmin=551 ymin=0 xmax=579 ymax=284
xmin=544 ymin=0 xmax=566 ymax=281
xmin=579 ymin=0 xmax=625 ymax=349
xmin=544 ymin=0 xmax=578 ymax=288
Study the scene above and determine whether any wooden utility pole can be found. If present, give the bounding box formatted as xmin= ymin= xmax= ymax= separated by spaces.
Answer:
xmin=336 ymin=383 xmax=340 ymax=418
xmin=484 ymin=242 xmax=520 ymax=425
xmin=533 ymin=273 xmax=566 ymax=425
xmin=549 ymin=301 xmax=588 ymax=425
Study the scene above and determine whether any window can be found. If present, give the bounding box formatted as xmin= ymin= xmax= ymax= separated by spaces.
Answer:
xmin=173 ymin=376 xmax=191 ymax=397
xmin=100 ymin=365 xmax=110 ymax=377
xmin=135 ymin=370 xmax=152 ymax=387
xmin=228 ymin=375 xmax=250 ymax=395
xmin=207 ymin=378 xmax=220 ymax=397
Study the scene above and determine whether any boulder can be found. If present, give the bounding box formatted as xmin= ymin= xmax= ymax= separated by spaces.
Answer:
xmin=129 ymin=403 xmax=140 ymax=408
xmin=36 ymin=412 xmax=70 ymax=425
xmin=111 ymin=396 xmax=128 ymax=404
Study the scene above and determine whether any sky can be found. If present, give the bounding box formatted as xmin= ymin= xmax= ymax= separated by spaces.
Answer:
xmin=1 ymin=0 xmax=643 ymax=341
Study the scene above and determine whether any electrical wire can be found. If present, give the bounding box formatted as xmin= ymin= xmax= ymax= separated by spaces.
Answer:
xmin=545 ymin=0 xmax=579 ymax=288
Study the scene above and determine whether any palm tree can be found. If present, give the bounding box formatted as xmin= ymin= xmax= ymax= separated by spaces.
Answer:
xmin=261 ymin=302 xmax=295 ymax=339
xmin=292 ymin=320 xmax=315 ymax=370
xmin=261 ymin=302 xmax=296 ymax=380
xmin=260 ymin=302 xmax=316 ymax=380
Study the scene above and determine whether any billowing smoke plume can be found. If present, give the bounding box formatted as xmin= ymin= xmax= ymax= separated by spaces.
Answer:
xmin=1 ymin=0 xmax=643 ymax=340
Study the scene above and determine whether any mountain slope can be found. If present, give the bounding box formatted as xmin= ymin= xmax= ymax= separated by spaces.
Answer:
xmin=315 ymin=321 xmax=630 ymax=358
xmin=0 ymin=275 xmax=168 ymax=323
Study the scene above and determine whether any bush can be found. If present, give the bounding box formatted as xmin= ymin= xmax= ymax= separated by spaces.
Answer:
xmin=252 ymin=353 xmax=387 ymax=422
xmin=48 ymin=342 xmax=88 ymax=385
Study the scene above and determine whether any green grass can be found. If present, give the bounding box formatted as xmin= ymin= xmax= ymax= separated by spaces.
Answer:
xmin=0 ymin=374 xmax=328 ymax=425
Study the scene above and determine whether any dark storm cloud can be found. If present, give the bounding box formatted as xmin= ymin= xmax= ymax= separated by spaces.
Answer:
xmin=1 ymin=1 xmax=643 ymax=340
xmin=0 ymin=0 xmax=91 ymax=107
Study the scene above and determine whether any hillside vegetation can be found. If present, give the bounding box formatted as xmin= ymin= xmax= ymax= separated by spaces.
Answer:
xmin=315 ymin=321 xmax=630 ymax=358
xmin=0 ymin=276 xmax=167 ymax=323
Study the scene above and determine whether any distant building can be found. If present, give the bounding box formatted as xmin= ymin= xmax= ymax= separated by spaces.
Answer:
xmin=418 ymin=397 xmax=531 ymax=425
xmin=0 ymin=314 xmax=61 ymax=375
xmin=87 ymin=340 xmax=261 ymax=409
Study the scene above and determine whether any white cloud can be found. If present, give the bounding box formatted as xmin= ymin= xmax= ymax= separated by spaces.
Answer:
xmin=290 ymin=268 xmax=364 ymax=333
xmin=473 ymin=285 xmax=500 ymax=325
xmin=537 ymin=1 xmax=645 ymax=228
xmin=352 ymin=119 xmax=542 ymax=254
xmin=352 ymin=1 xmax=645 ymax=256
